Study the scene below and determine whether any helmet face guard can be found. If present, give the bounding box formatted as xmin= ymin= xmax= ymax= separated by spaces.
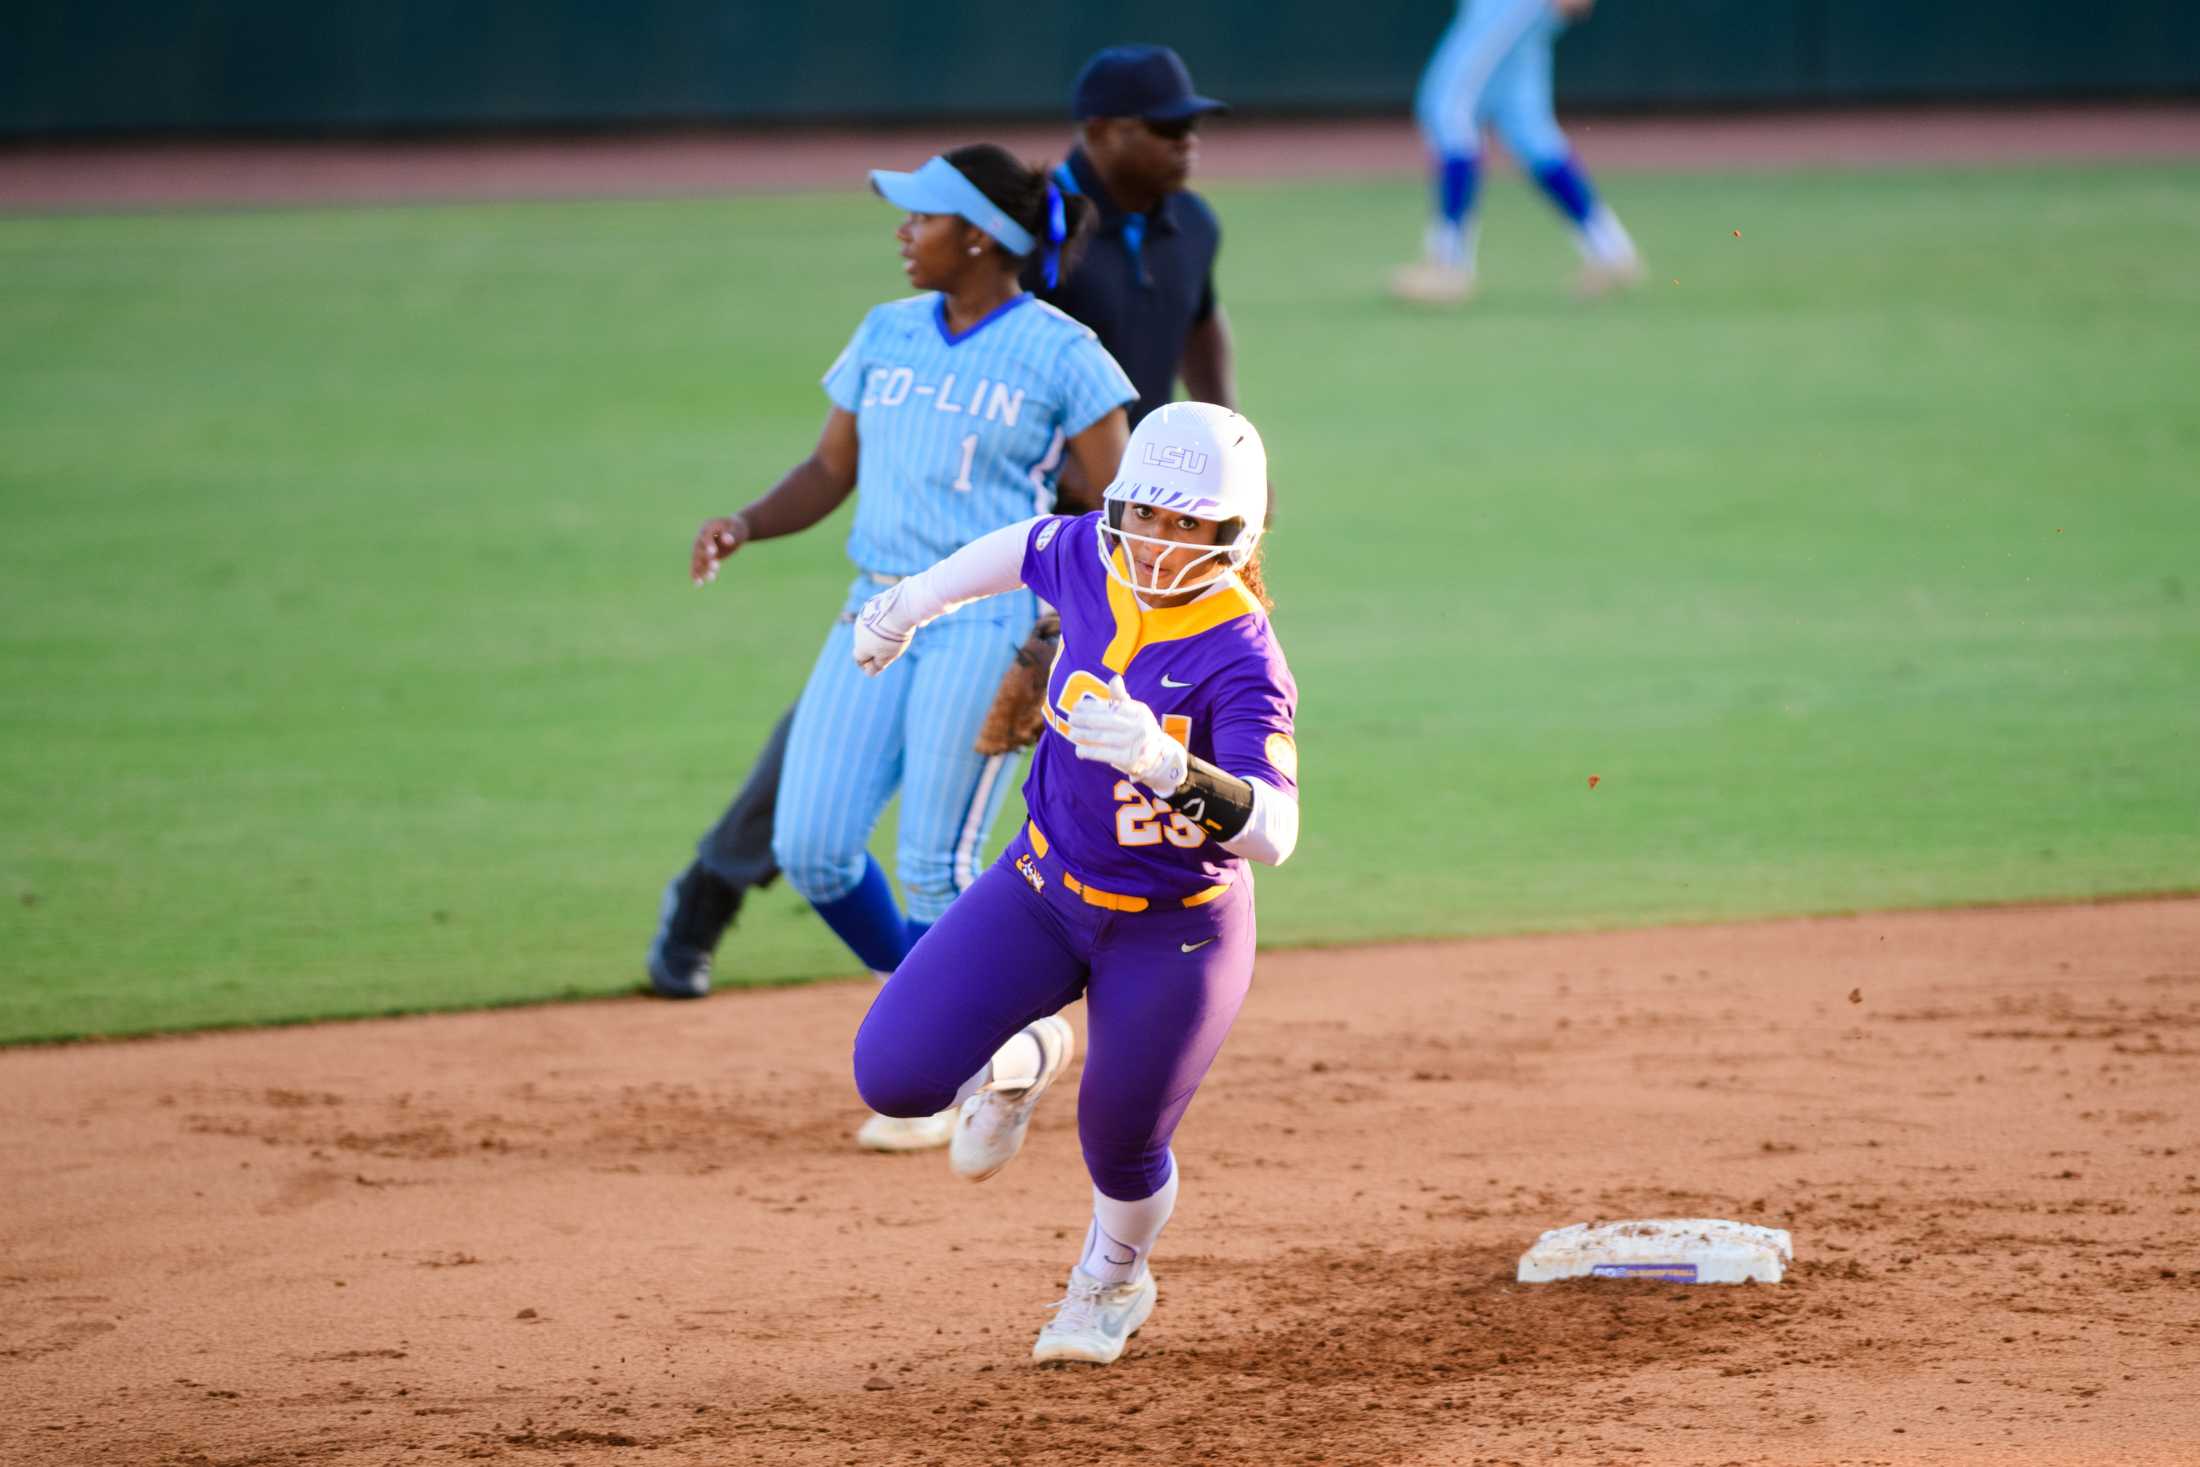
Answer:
xmin=1098 ymin=499 xmax=1258 ymax=597
xmin=1096 ymin=402 xmax=1269 ymax=597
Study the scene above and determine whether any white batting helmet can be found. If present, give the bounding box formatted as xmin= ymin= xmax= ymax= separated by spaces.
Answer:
xmin=1098 ymin=402 xmax=1268 ymax=596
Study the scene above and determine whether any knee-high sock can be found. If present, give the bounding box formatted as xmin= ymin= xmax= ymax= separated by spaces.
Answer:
xmin=1078 ymin=1153 xmax=1179 ymax=1286
xmin=1438 ymin=153 xmax=1479 ymax=225
xmin=1530 ymin=155 xmax=1595 ymax=225
xmin=1531 ymin=156 xmax=1637 ymax=265
xmin=810 ymin=855 xmax=910 ymax=975
xmin=1427 ymin=153 xmax=1481 ymax=267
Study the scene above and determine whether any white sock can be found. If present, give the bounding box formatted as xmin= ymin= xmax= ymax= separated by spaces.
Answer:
xmin=1577 ymin=204 xmax=1637 ymax=267
xmin=1424 ymin=221 xmax=1475 ymax=271
xmin=952 ymin=1065 xmax=988 ymax=1109
xmin=987 ymin=1027 xmax=1044 ymax=1091
xmin=951 ymin=1024 xmax=1046 ymax=1109
xmin=1077 ymin=1155 xmax=1179 ymax=1286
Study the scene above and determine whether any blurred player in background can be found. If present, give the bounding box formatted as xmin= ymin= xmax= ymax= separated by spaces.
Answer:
xmin=1393 ymin=0 xmax=1643 ymax=304
xmin=680 ymin=144 xmax=1133 ymax=1150
xmin=848 ymin=402 xmax=1298 ymax=1365
xmin=648 ymin=46 xmax=1238 ymax=1024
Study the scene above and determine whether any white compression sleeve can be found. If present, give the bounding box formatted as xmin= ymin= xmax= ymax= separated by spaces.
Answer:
xmin=884 ymin=517 xmax=1041 ymax=632
xmin=1078 ymin=1156 xmax=1180 ymax=1286
xmin=1219 ymin=778 xmax=1299 ymax=866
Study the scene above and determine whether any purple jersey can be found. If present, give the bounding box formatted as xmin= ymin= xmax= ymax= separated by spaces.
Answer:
xmin=1018 ymin=512 xmax=1298 ymax=901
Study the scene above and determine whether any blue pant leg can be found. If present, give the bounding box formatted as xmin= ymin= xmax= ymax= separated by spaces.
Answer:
xmin=1414 ymin=11 xmax=1481 ymax=158
xmin=892 ymin=595 xmax=1034 ymax=924
xmin=852 ymin=856 xmax=1090 ymax=1118
xmin=1414 ymin=0 xmax=1552 ymax=157
xmin=1076 ymin=883 xmax=1259 ymax=1202
xmin=772 ymin=590 xmax=909 ymax=908
xmin=1486 ymin=8 xmax=1625 ymax=251
xmin=1485 ymin=8 xmax=1570 ymax=169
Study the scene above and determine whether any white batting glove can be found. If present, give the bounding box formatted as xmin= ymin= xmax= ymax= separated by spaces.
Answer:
xmin=1067 ymin=675 xmax=1189 ymax=796
xmin=852 ymin=583 xmax=916 ymax=676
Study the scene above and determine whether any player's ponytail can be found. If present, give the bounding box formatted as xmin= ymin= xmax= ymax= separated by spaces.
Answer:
xmin=1236 ymin=542 xmax=1273 ymax=611
xmin=945 ymin=144 xmax=1098 ymax=286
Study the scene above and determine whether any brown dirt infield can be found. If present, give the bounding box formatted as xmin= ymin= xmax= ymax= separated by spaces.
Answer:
xmin=3 ymin=104 xmax=2197 ymax=213
xmin=7 ymin=106 xmax=2199 ymax=1464
xmin=6 ymin=897 xmax=2198 ymax=1465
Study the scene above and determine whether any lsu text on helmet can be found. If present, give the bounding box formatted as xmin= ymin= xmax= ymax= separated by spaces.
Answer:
xmin=1099 ymin=402 xmax=1268 ymax=596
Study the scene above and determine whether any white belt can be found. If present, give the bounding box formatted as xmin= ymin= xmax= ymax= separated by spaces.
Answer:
xmin=865 ymin=571 xmax=902 ymax=586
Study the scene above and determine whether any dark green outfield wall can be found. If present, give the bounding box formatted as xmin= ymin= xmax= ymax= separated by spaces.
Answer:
xmin=6 ymin=2 xmax=2198 ymax=137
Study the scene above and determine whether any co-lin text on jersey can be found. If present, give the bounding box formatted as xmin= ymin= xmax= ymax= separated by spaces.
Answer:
xmin=859 ymin=368 xmax=1026 ymax=425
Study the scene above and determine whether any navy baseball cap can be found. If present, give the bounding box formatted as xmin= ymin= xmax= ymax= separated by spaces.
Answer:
xmin=1072 ymin=45 xmax=1227 ymax=122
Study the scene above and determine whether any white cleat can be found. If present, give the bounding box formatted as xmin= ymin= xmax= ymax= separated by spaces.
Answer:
xmin=950 ymin=1015 xmax=1074 ymax=1181
xmin=856 ymin=1109 xmax=955 ymax=1152
xmin=1389 ymin=259 xmax=1476 ymax=306
xmin=1576 ymin=254 xmax=1646 ymax=298
xmin=1032 ymin=1267 xmax=1157 ymax=1365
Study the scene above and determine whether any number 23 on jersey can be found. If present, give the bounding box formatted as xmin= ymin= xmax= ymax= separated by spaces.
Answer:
xmin=1051 ymin=669 xmax=1203 ymax=849
xmin=1113 ymin=781 xmax=1203 ymax=849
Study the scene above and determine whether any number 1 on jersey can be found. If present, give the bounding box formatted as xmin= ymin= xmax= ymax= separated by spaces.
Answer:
xmin=952 ymin=433 xmax=977 ymax=492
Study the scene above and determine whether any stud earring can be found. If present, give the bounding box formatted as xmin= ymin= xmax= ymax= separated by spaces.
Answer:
xmin=968 ymin=245 xmax=983 ymax=256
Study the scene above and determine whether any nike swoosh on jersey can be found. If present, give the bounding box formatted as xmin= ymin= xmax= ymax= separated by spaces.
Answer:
xmin=1161 ymin=675 xmax=1194 ymax=688
xmin=1180 ymin=938 xmax=1217 ymax=954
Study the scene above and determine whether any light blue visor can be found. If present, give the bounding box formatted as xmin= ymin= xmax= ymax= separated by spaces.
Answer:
xmin=868 ymin=156 xmax=1035 ymax=256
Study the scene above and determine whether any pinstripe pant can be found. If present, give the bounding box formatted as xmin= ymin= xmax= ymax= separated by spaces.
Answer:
xmin=1414 ymin=0 xmax=1570 ymax=167
xmin=772 ymin=576 xmax=1036 ymax=925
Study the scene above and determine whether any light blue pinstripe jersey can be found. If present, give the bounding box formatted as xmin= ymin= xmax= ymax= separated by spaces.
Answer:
xmin=823 ymin=293 xmax=1135 ymax=577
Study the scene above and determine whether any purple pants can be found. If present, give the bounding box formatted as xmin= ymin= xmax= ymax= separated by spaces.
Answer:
xmin=852 ymin=828 xmax=1257 ymax=1200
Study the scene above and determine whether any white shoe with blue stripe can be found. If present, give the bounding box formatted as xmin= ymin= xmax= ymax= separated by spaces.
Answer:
xmin=1032 ymin=1267 xmax=1157 ymax=1365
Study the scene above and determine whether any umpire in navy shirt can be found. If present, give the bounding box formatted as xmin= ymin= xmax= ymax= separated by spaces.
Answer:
xmin=1033 ymin=45 xmax=1236 ymax=426
xmin=646 ymin=45 xmax=1238 ymax=1004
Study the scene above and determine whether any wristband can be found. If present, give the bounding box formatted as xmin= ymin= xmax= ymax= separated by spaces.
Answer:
xmin=1161 ymin=755 xmax=1256 ymax=841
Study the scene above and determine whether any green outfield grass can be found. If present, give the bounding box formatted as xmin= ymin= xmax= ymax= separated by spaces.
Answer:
xmin=3 ymin=161 xmax=2196 ymax=1042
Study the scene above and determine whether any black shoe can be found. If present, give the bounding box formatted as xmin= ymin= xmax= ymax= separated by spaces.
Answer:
xmin=645 ymin=862 xmax=740 ymax=999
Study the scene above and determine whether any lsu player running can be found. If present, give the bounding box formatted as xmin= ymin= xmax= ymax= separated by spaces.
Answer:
xmin=846 ymin=402 xmax=1298 ymax=1364
xmin=688 ymin=144 xmax=1134 ymax=1150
